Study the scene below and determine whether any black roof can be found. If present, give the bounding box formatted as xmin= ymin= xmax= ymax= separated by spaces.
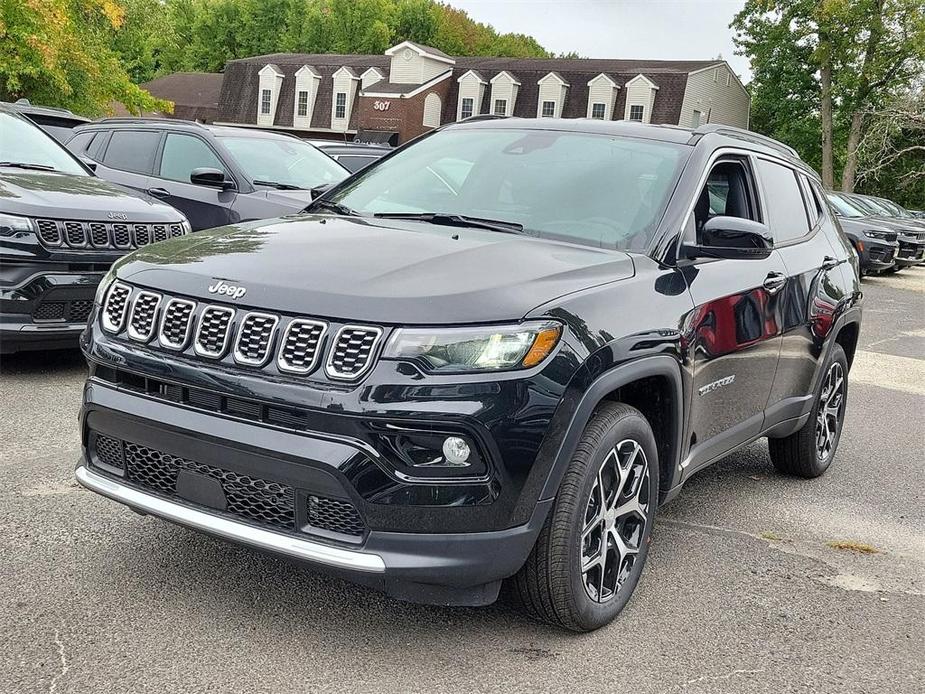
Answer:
xmin=75 ymin=118 xmax=304 ymax=141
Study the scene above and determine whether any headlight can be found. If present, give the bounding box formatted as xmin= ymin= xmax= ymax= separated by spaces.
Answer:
xmin=864 ymin=230 xmax=890 ymax=240
xmin=94 ymin=266 xmax=118 ymax=305
xmin=0 ymin=213 xmax=33 ymax=237
xmin=383 ymin=321 xmax=562 ymax=373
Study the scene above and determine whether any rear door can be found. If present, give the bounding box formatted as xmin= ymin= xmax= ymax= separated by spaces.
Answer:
xmin=683 ymin=154 xmax=787 ymax=471
xmin=151 ymin=132 xmax=238 ymax=231
xmin=755 ymin=159 xmax=847 ymax=423
xmin=96 ymin=129 xmax=161 ymax=194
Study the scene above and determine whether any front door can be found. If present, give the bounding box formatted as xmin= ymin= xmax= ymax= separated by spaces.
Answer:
xmin=682 ymin=156 xmax=786 ymax=472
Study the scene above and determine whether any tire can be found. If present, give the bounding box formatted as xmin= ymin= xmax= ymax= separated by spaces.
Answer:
xmin=510 ymin=402 xmax=659 ymax=632
xmin=768 ymin=343 xmax=848 ymax=478
xmin=886 ymin=265 xmax=902 ymax=274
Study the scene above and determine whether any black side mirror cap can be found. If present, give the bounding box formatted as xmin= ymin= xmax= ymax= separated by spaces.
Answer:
xmin=684 ymin=216 xmax=774 ymax=260
xmin=190 ymin=167 xmax=233 ymax=190
xmin=310 ymin=183 xmax=334 ymax=200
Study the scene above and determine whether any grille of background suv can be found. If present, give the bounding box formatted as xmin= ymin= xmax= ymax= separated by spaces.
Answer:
xmin=104 ymin=283 xmax=383 ymax=381
xmin=35 ymin=219 xmax=185 ymax=250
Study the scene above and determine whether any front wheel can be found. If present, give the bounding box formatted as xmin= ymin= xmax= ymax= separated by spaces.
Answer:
xmin=510 ymin=402 xmax=659 ymax=631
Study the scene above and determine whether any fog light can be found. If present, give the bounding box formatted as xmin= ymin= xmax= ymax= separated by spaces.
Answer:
xmin=442 ymin=436 xmax=471 ymax=466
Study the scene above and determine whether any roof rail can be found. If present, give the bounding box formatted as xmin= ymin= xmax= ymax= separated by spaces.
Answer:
xmin=693 ymin=124 xmax=799 ymax=158
xmin=458 ymin=114 xmax=510 ymax=123
xmin=96 ymin=117 xmax=207 ymax=128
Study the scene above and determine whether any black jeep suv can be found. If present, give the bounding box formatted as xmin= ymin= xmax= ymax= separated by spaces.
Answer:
xmin=67 ymin=120 xmax=349 ymax=231
xmin=0 ymin=106 xmax=190 ymax=354
xmin=76 ymin=119 xmax=862 ymax=631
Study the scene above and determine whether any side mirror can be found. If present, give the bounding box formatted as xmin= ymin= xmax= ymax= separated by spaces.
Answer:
xmin=686 ymin=216 xmax=774 ymax=260
xmin=310 ymin=183 xmax=334 ymax=200
xmin=190 ymin=167 xmax=232 ymax=189
xmin=79 ymin=156 xmax=97 ymax=172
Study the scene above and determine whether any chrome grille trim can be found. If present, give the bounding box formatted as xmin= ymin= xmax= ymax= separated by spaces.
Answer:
xmin=194 ymin=305 xmax=236 ymax=358
xmin=127 ymin=291 xmax=162 ymax=342
xmin=233 ymin=312 xmax=280 ymax=366
xmin=102 ymin=282 xmax=132 ymax=333
xmin=277 ymin=319 xmax=328 ymax=374
xmin=325 ymin=325 xmax=383 ymax=380
xmin=33 ymin=219 xmax=187 ymax=251
xmin=158 ymin=298 xmax=197 ymax=350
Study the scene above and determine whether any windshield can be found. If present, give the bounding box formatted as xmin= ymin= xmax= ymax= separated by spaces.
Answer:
xmin=876 ymin=198 xmax=911 ymax=217
xmin=827 ymin=194 xmax=865 ymax=218
xmin=327 ymin=128 xmax=689 ymax=250
xmin=851 ymin=196 xmax=891 ymax=216
xmin=0 ymin=112 xmax=88 ymax=176
xmin=219 ymin=135 xmax=348 ymax=189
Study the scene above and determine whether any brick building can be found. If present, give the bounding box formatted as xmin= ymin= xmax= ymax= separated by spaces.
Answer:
xmin=215 ymin=41 xmax=750 ymax=145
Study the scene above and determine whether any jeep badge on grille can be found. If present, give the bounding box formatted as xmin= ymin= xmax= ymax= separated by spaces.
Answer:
xmin=208 ymin=280 xmax=247 ymax=300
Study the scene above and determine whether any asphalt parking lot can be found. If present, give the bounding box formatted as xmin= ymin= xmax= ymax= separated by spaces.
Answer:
xmin=1 ymin=268 xmax=922 ymax=694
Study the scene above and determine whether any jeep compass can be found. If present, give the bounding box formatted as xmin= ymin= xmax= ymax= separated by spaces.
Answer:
xmin=76 ymin=119 xmax=862 ymax=631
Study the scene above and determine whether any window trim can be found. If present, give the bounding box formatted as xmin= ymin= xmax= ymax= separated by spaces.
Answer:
xmin=541 ymin=100 xmax=556 ymax=118
xmin=493 ymin=98 xmax=507 ymax=116
xmin=296 ymin=90 xmax=309 ymax=118
xmin=460 ymin=97 xmax=474 ymax=120
xmin=260 ymin=89 xmax=272 ymax=116
xmin=334 ymin=92 xmax=347 ymax=120
xmin=590 ymin=103 xmax=606 ymax=120
xmin=628 ymin=104 xmax=645 ymax=122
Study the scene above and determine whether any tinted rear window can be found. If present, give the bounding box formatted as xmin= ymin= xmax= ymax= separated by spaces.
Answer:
xmin=756 ymin=159 xmax=810 ymax=243
xmin=103 ymin=130 xmax=161 ymax=174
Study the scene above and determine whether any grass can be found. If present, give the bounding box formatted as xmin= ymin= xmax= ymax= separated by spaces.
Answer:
xmin=826 ymin=540 xmax=880 ymax=554
xmin=760 ymin=531 xmax=785 ymax=541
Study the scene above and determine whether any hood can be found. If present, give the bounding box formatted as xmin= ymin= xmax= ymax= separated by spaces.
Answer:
xmin=837 ymin=217 xmax=897 ymax=237
xmin=856 ymin=214 xmax=925 ymax=238
xmin=0 ymin=169 xmax=184 ymax=223
xmin=115 ymin=215 xmax=636 ymax=324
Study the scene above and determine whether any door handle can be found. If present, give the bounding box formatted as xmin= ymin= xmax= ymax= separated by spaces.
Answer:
xmin=146 ymin=187 xmax=171 ymax=198
xmin=821 ymin=255 xmax=839 ymax=270
xmin=762 ymin=272 xmax=787 ymax=294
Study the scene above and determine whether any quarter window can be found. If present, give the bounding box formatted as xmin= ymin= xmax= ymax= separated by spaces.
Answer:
xmin=158 ymin=133 xmax=225 ymax=183
xmin=756 ymin=159 xmax=811 ymax=243
xmin=102 ymin=130 xmax=161 ymax=174
xmin=590 ymin=103 xmax=606 ymax=120
xmin=297 ymin=90 xmax=309 ymax=117
xmin=493 ymin=99 xmax=507 ymax=116
xmin=260 ymin=89 xmax=271 ymax=115
xmin=629 ymin=105 xmax=644 ymax=122
xmin=541 ymin=100 xmax=556 ymax=118
xmin=335 ymin=92 xmax=347 ymax=119
xmin=460 ymin=97 xmax=474 ymax=120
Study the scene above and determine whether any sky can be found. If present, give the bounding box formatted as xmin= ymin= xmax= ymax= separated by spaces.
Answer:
xmin=447 ymin=0 xmax=752 ymax=81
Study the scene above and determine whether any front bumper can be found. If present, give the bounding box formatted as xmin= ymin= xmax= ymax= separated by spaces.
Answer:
xmin=0 ymin=267 xmax=103 ymax=353
xmin=855 ymin=239 xmax=898 ymax=272
xmin=895 ymin=239 xmax=925 ymax=267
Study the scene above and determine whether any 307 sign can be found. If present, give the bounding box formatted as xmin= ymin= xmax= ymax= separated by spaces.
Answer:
xmin=373 ymin=101 xmax=391 ymax=111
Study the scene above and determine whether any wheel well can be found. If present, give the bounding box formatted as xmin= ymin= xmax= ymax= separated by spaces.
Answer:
xmin=600 ymin=375 xmax=678 ymax=499
xmin=835 ymin=322 xmax=859 ymax=370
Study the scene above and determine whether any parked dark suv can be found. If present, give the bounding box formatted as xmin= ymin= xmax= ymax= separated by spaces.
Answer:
xmin=835 ymin=192 xmax=925 ymax=271
xmin=826 ymin=193 xmax=898 ymax=275
xmin=0 ymin=106 xmax=189 ymax=354
xmin=76 ymin=119 xmax=862 ymax=631
xmin=67 ymin=120 xmax=349 ymax=231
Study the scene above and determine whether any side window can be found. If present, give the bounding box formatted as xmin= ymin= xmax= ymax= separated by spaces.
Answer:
xmin=693 ymin=159 xmax=758 ymax=234
xmin=799 ymin=174 xmax=823 ymax=227
xmin=755 ymin=159 xmax=810 ymax=244
xmin=66 ymin=131 xmax=95 ymax=155
xmin=158 ymin=133 xmax=225 ymax=183
xmin=102 ymin=130 xmax=161 ymax=174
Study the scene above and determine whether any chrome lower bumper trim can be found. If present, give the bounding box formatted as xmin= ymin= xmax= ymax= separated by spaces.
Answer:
xmin=75 ymin=465 xmax=386 ymax=573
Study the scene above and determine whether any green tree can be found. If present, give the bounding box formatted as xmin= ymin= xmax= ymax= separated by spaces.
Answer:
xmin=0 ymin=0 xmax=169 ymax=116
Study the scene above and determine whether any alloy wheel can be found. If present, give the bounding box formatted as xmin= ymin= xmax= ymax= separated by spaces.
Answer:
xmin=580 ymin=439 xmax=651 ymax=603
xmin=815 ymin=361 xmax=845 ymax=461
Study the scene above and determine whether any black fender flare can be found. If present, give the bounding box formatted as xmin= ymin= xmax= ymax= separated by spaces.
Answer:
xmin=538 ymin=354 xmax=686 ymax=503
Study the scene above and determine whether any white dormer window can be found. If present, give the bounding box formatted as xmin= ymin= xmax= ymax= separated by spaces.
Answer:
xmin=293 ymin=65 xmax=321 ymax=129
xmin=385 ymin=41 xmax=455 ymax=85
xmin=623 ymin=74 xmax=659 ymax=124
xmin=256 ymin=64 xmax=284 ymax=126
xmin=586 ymin=73 xmax=619 ymax=120
xmin=335 ymin=93 xmax=347 ymax=119
xmin=460 ymin=97 xmax=474 ymax=119
xmin=536 ymin=72 xmax=569 ymax=119
xmin=489 ymin=71 xmax=520 ymax=118
xmin=456 ymin=69 xmax=487 ymax=121
xmin=330 ymin=66 xmax=360 ymax=132
xmin=360 ymin=67 xmax=385 ymax=91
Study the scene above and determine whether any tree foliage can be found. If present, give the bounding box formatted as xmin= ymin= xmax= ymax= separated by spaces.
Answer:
xmin=0 ymin=0 xmax=170 ymax=116
xmin=733 ymin=0 xmax=925 ymax=206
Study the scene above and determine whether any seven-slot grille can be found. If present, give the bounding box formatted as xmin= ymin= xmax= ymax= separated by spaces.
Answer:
xmin=127 ymin=291 xmax=162 ymax=341
xmin=33 ymin=219 xmax=185 ymax=250
xmin=102 ymin=284 xmax=383 ymax=381
xmin=278 ymin=320 xmax=327 ymax=374
xmin=327 ymin=326 xmax=383 ymax=379
xmin=234 ymin=313 xmax=278 ymax=366
xmin=194 ymin=306 xmax=235 ymax=358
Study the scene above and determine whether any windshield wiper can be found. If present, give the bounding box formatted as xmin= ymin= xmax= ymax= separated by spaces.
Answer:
xmin=0 ymin=162 xmax=57 ymax=172
xmin=309 ymin=198 xmax=359 ymax=216
xmin=253 ymin=179 xmax=303 ymax=190
xmin=373 ymin=212 xmax=525 ymax=235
